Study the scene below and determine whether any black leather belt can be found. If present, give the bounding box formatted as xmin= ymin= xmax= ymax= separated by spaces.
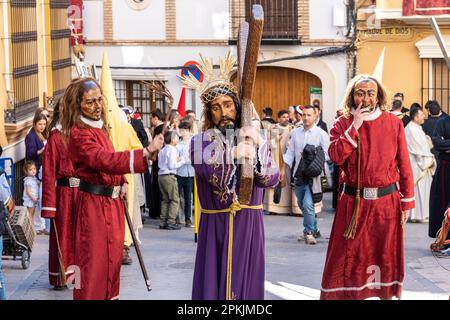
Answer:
xmin=57 ymin=177 xmax=80 ymax=188
xmin=78 ymin=180 xmax=121 ymax=199
xmin=341 ymin=182 xmax=397 ymax=200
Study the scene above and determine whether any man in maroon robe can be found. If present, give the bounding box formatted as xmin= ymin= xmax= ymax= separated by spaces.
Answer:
xmin=41 ymin=101 xmax=78 ymax=289
xmin=181 ymin=55 xmax=279 ymax=300
xmin=321 ymin=75 xmax=415 ymax=300
xmin=60 ymin=78 xmax=163 ymax=300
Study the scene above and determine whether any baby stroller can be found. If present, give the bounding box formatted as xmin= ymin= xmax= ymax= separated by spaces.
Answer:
xmin=2 ymin=206 xmax=34 ymax=269
xmin=1 ymin=157 xmax=34 ymax=269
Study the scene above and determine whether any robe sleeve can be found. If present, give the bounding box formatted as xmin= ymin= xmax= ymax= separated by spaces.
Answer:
xmin=396 ymin=120 xmax=415 ymax=211
xmin=25 ymin=133 xmax=38 ymax=161
xmin=432 ymin=118 xmax=450 ymax=152
xmin=70 ymin=128 xmax=147 ymax=175
xmin=328 ymin=117 xmax=358 ymax=165
xmin=41 ymin=134 xmax=58 ymax=218
xmin=254 ymin=139 xmax=279 ymax=188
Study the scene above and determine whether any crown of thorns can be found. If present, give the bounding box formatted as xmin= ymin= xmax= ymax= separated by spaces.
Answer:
xmin=178 ymin=52 xmax=237 ymax=104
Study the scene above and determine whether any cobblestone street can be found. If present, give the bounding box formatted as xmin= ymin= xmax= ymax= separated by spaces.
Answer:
xmin=3 ymin=193 xmax=450 ymax=300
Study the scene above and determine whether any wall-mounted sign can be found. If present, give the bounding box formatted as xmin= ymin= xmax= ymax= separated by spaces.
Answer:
xmin=359 ymin=27 xmax=412 ymax=39
xmin=181 ymin=61 xmax=204 ymax=83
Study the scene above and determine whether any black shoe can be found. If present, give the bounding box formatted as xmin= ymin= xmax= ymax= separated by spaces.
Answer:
xmin=159 ymin=224 xmax=167 ymax=229
xmin=166 ymin=223 xmax=181 ymax=230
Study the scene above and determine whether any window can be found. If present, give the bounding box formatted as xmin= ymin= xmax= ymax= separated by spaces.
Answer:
xmin=113 ymin=80 xmax=167 ymax=128
xmin=231 ymin=0 xmax=298 ymax=42
xmin=421 ymin=58 xmax=450 ymax=114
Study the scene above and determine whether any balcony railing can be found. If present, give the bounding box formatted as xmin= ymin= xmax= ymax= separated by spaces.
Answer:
xmin=230 ymin=0 xmax=299 ymax=44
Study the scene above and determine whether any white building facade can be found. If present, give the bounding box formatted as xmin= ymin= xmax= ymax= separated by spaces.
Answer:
xmin=82 ymin=0 xmax=353 ymax=128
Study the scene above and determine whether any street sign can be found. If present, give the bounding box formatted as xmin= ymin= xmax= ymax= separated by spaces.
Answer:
xmin=181 ymin=61 xmax=203 ymax=83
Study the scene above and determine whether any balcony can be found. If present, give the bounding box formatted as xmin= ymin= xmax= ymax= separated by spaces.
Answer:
xmin=369 ymin=0 xmax=450 ymax=24
xmin=230 ymin=0 xmax=300 ymax=45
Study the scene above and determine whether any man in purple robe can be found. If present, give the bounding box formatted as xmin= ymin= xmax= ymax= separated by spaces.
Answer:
xmin=182 ymin=54 xmax=279 ymax=300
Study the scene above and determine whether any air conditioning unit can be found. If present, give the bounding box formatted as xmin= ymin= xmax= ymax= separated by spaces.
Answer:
xmin=333 ymin=3 xmax=347 ymax=27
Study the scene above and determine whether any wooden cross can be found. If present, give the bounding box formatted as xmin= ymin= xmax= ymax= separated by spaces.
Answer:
xmin=237 ymin=5 xmax=264 ymax=204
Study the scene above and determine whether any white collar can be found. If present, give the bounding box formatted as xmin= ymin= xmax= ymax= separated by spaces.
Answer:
xmin=80 ymin=115 xmax=104 ymax=129
xmin=351 ymin=106 xmax=382 ymax=121
xmin=51 ymin=122 xmax=62 ymax=132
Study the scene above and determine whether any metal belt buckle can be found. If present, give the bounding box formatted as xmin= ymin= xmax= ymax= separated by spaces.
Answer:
xmin=69 ymin=177 xmax=80 ymax=188
xmin=111 ymin=186 xmax=121 ymax=199
xmin=363 ymin=187 xmax=378 ymax=200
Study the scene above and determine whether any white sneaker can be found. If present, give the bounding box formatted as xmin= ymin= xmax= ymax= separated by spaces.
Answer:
xmin=305 ymin=233 xmax=317 ymax=245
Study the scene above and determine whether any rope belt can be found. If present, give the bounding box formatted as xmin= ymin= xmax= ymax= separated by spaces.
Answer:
xmin=201 ymin=201 xmax=263 ymax=300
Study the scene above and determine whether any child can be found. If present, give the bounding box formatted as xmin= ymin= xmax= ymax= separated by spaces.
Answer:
xmin=176 ymin=121 xmax=195 ymax=227
xmin=158 ymin=130 xmax=185 ymax=230
xmin=22 ymin=160 xmax=40 ymax=231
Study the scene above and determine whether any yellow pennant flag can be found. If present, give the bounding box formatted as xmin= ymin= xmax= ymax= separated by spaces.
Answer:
xmin=101 ymin=51 xmax=143 ymax=246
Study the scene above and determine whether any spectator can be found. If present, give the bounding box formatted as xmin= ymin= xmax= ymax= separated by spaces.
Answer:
xmin=176 ymin=121 xmax=195 ymax=227
xmin=281 ymin=105 xmax=329 ymax=245
xmin=265 ymin=108 xmax=295 ymax=216
xmin=120 ymin=105 xmax=149 ymax=147
xmin=261 ymin=107 xmax=276 ymax=127
xmin=394 ymin=92 xmax=410 ymax=113
xmin=288 ymin=105 xmax=296 ymax=125
xmin=410 ymin=102 xmax=421 ymax=110
xmin=25 ymin=112 xmax=48 ymax=233
xmin=405 ymin=106 xmax=436 ymax=223
xmin=0 ymin=146 xmax=12 ymax=300
xmin=391 ymin=99 xmax=410 ymax=127
xmin=429 ymin=111 xmax=450 ymax=239
xmin=294 ymin=105 xmax=303 ymax=127
xmin=423 ymin=100 xmax=448 ymax=163
xmin=158 ymin=131 xmax=185 ymax=230
xmin=25 ymin=112 xmax=47 ymax=175
xmin=185 ymin=110 xmax=199 ymax=134
xmin=168 ymin=110 xmax=181 ymax=133
xmin=148 ymin=109 xmax=165 ymax=219
xmin=278 ymin=109 xmax=291 ymax=128
xmin=312 ymin=101 xmax=328 ymax=133
xmin=22 ymin=161 xmax=42 ymax=232
xmin=151 ymin=109 xmax=164 ymax=136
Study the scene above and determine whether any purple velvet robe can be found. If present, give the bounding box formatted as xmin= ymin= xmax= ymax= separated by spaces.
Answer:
xmin=191 ymin=129 xmax=279 ymax=300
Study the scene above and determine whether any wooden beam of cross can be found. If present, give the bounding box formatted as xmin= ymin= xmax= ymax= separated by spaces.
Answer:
xmin=237 ymin=5 xmax=264 ymax=205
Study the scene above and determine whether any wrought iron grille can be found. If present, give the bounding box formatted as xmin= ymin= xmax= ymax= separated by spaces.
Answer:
xmin=113 ymin=80 xmax=167 ymax=128
xmin=421 ymin=58 xmax=450 ymax=114
xmin=230 ymin=0 xmax=298 ymax=42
